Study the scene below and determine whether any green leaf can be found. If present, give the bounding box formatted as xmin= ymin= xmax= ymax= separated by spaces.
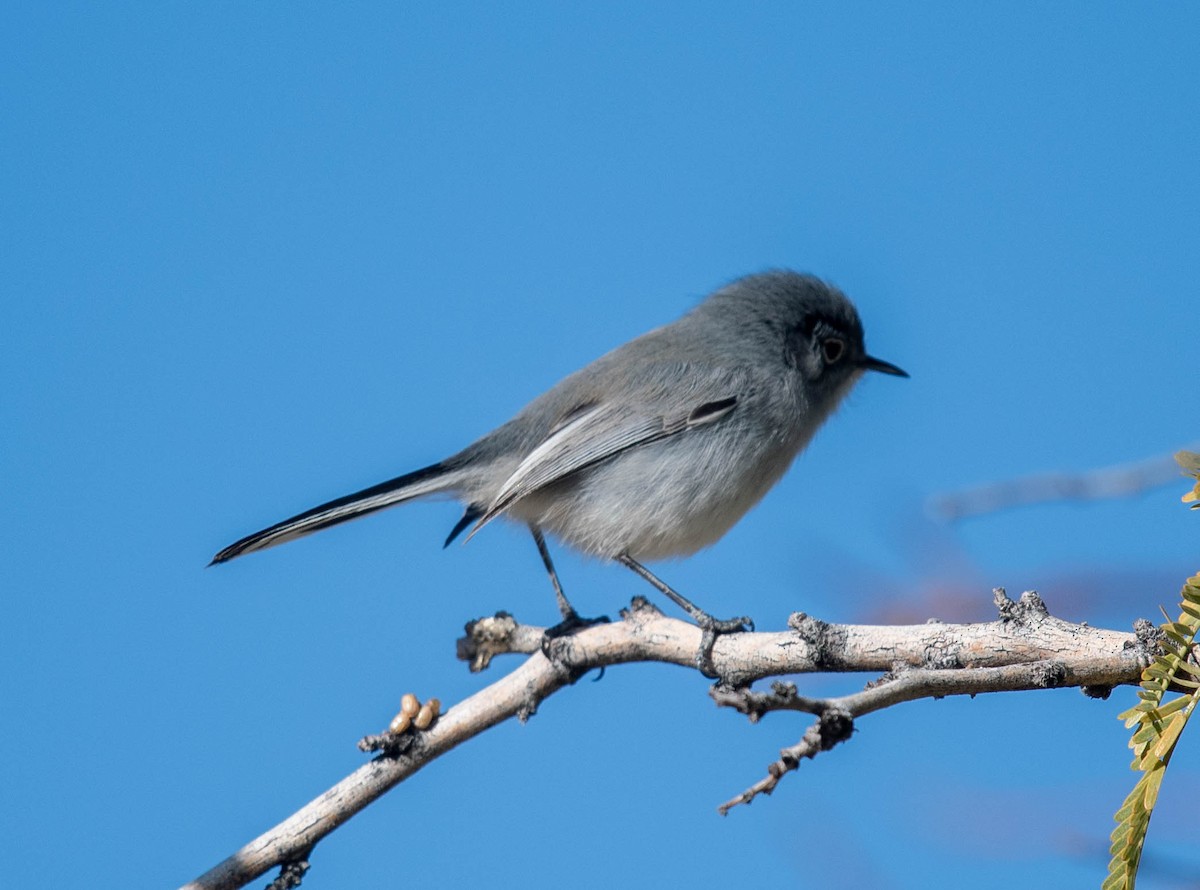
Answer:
xmin=1131 ymin=724 xmax=1159 ymax=745
xmin=1172 ymin=659 xmax=1200 ymax=678
xmin=1161 ymin=681 xmax=1200 ymax=695
xmin=1142 ymin=765 xmax=1167 ymax=808
xmin=1179 ymin=601 xmax=1200 ymax=621
xmin=1160 ymin=627 xmax=1190 ymax=649
xmin=1157 ymin=696 xmax=1195 ymax=717
xmin=1152 ymin=716 xmax=1188 ymax=760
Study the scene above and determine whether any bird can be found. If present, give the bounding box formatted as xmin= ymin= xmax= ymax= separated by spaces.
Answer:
xmin=212 ymin=270 xmax=906 ymax=674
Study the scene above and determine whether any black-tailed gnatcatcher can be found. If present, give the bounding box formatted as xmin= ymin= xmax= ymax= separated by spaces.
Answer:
xmin=212 ymin=270 xmax=906 ymax=674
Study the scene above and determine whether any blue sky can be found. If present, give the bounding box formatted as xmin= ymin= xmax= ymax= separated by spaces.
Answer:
xmin=4 ymin=4 xmax=1199 ymax=888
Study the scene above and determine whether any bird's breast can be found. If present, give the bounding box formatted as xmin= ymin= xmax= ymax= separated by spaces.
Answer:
xmin=508 ymin=417 xmax=807 ymax=561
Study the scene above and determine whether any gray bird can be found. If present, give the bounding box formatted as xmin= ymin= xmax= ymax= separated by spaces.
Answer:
xmin=212 ymin=270 xmax=906 ymax=674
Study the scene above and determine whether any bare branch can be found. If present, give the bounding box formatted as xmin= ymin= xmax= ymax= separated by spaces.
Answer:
xmin=181 ymin=592 xmax=1151 ymax=890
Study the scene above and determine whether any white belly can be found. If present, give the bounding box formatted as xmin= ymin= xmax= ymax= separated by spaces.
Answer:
xmin=508 ymin=422 xmax=805 ymax=560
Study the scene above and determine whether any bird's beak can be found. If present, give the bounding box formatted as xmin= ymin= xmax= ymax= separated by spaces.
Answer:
xmin=860 ymin=355 xmax=908 ymax=377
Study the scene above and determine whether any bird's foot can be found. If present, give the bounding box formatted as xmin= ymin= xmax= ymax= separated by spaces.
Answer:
xmin=543 ymin=610 xmax=611 ymax=641
xmin=540 ymin=611 xmax=611 ymax=681
xmin=613 ymin=553 xmax=753 ymax=680
xmin=694 ymin=613 xmax=755 ymax=680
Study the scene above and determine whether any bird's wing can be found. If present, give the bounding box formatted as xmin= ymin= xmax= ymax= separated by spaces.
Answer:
xmin=464 ymin=392 xmax=738 ymax=540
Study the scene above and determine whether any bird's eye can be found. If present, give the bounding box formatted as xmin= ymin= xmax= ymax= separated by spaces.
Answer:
xmin=821 ymin=338 xmax=845 ymax=364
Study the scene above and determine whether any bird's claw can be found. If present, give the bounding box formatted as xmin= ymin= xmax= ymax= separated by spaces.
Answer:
xmin=542 ymin=611 xmax=611 ymax=642
xmin=694 ymin=614 xmax=754 ymax=680
xmin=539 ymin=611 xmax=611 ymax=682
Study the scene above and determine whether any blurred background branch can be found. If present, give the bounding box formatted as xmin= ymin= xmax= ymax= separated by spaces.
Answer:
xmin=926 ymin=444 xmax=1200 ymax=523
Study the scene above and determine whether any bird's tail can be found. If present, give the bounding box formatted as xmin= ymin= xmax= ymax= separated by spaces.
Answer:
xmin=210 ymin=461 xmax=460 ymax=565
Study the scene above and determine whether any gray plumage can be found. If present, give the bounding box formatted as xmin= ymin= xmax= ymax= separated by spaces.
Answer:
xmin=212 ymin=270 xmax=905 ymax=575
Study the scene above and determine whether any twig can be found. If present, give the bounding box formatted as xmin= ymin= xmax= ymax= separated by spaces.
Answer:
xmin=713 ymin=658 xmax=1121 ymax=813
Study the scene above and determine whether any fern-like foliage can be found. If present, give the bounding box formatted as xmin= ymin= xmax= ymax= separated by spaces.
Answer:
xmin=1104 ymin=452 xmax=1200 ymax=889
xmin=1104 ymin=570 xmax=1200 ymax=889
xmin=1179 ymin=450 xmax=1200 ymax=509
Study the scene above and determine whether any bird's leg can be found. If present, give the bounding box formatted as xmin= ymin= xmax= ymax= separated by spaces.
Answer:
xmin=531 ymin=526 xmax=609 ymax=641
xmin=533 ymin=526 xmax=576 ymax=621
xmin=617 ymin=554 xmax=754 ymax=679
